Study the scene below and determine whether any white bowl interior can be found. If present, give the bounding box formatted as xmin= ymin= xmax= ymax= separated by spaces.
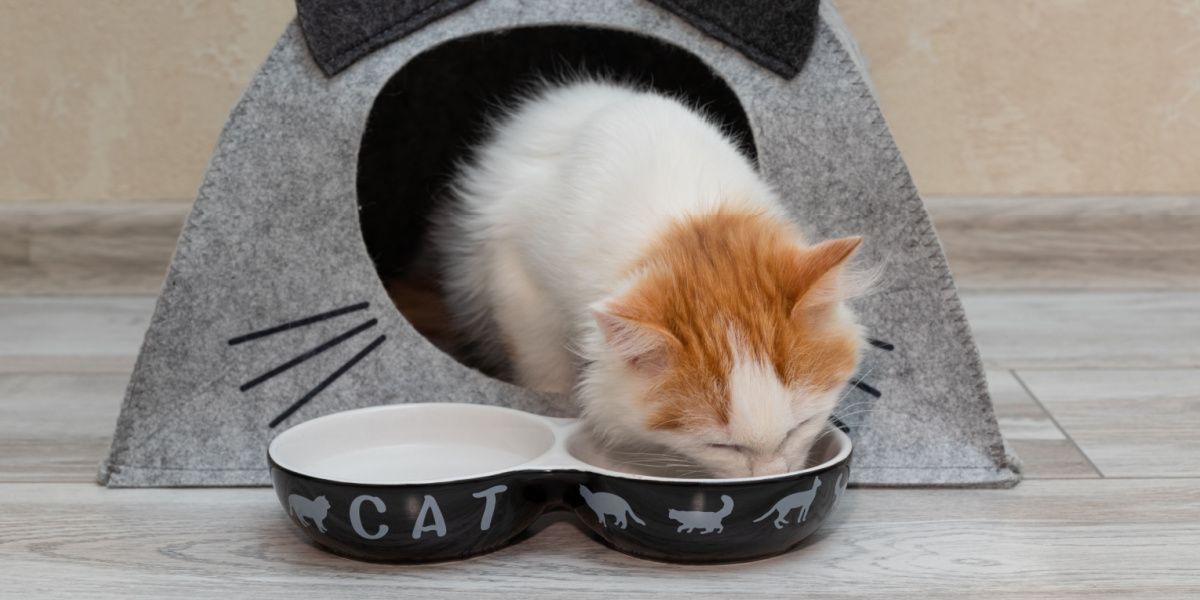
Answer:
xmin=269 ymin=404 xmax=556 ymax=484
xmin=565 ymin=424 xmax=850 ymax=481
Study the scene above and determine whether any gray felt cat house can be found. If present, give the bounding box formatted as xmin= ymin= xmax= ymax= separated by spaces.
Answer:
xmin=100 ymin=0 xmax=1019 ymax=488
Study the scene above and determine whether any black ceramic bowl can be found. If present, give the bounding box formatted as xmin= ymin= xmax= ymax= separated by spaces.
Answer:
xmin=268 ymin=403 xmax=851 ymax=563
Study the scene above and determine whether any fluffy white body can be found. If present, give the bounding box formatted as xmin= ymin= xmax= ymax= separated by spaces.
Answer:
xmin=437 ymin=81 xmax=844 ymax=476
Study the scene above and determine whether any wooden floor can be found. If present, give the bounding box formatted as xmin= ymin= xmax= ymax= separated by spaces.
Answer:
xmin=1 ymin=197 xmax=1199 ymax=598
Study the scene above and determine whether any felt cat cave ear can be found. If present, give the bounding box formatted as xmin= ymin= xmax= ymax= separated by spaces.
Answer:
xmin=100 ymin=0 xmax=1017 ymax=488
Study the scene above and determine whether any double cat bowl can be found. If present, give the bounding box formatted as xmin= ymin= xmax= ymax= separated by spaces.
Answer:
xmin=268 ymin=403 xmax=851 ymax=563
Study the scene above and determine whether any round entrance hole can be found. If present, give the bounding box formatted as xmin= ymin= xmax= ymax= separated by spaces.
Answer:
xmin=356 ymin=26 xmax=757 ymax=379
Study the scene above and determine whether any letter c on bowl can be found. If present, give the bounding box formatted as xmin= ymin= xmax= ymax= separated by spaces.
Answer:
xmin=350 ymin=494 xmax=389 ymax=540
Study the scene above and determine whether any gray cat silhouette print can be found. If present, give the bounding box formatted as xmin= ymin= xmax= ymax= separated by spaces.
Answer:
xmin=834 ymin=473 xmax=848 ymax=505
xmin=753 ymin=477 xmax=821 ymax=529
xmin=668 ymin=494 xmax=734 ymax=534
xmin=579 ymin=485 xmax=645 ymax=529
xmin=288 ymin=494 xmax=331 ymax=533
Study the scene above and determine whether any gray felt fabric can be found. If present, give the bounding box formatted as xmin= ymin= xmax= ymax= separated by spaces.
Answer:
xmin=99 ymin=0 xmax=1019 ymax=488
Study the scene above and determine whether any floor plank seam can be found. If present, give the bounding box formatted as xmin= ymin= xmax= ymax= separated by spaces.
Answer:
xmin=1010 ymin=370 xmax=1106 ymax=478
xmin=996 ymin=366 xmax=1200 ymax=372
xmin=960 ymin=287 xmax=1200 ymax=294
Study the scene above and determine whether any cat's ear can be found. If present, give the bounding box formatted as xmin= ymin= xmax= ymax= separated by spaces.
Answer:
xmin=791 ymin=236 xmax=865 ymax=319
xmin=590 ymin=300 xmax=679 ymax=377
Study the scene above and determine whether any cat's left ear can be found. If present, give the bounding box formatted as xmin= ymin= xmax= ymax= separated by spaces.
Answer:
xmin=590 ymin=300 xmax=680 ymax=377
xmin=791 ymin=236 xmax=865 ymax=318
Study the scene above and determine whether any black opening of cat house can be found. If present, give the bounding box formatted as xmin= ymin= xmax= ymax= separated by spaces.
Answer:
xmin=100 ymin=0 xmax=1019 ymax=488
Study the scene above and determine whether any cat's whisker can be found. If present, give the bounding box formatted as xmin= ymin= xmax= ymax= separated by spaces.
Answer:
xmin=836 ymin=359 xmax=881 ymax=409
xmin=830 ymin=406 xmax=875 ymax=422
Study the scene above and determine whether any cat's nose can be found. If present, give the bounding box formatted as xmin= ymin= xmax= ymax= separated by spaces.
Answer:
xmin=750 ymin=457 xmax=789 ymax=476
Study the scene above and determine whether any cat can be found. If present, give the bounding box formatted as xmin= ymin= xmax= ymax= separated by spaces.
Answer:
xmin=668 ymin=494 xmax=734 ymax=534
xmin=834 ymin=472 xmax=847 ymax=504
xmin=579 ymin=484 xmax=646 ymax=529
xmin=437 ymin=79 xmax=867 ymax=478
xmin=753 ymin=477 xmax=822 ymax=529
xmin=288 ymin=494 xmax=331 ymax=533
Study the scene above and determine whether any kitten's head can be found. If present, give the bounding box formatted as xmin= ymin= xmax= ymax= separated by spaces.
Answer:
xmin=581 ymin=211 xmax=866 ymax=479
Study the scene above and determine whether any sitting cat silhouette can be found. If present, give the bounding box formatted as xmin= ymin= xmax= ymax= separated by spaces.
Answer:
xmin=753 ymin=477 xmax=821 ymax=529
xmin=288 ymin=494 xmax=331 ymax=533
xmin=834 ymin=473 xmax=847 ymax=504
xmin=579 ymin=485 xmax=645 ymax=529
xmin=668 ymin=494 xmax=734 ymax=534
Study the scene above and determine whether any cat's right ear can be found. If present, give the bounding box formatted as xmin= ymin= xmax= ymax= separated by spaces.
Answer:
xmin=790 ymin=236 xmax=866 ymax=319
xmin=590 ymin=300 xmax=679 ymax=377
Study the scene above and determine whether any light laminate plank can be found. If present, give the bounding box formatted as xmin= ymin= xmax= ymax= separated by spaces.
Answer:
xmin=0 ymin=355 xmax=136 ymax=374
xmin=0 ymin=481 xmax=1196 ymax=599
xmin=989 ymin=370 xmax=1064 ymax=441
xmin=0 ymin=297 xmax=153 ymax=359
xmin=0 ymin=374 xmax=124 ymax=482
xmin=962 ymin=291 xmax=1200 ymax=369
xmin=9 ymin=290 xmax=1196 ymax=373
xmin=988 ymin=370 xmax=1099 ymax=479
xmin=1020 ymin=370 xmax=1200 ymax=478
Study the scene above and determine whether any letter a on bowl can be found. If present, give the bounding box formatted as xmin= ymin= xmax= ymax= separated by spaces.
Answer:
xmin=412 ymin=495 xmax=447 ymax=539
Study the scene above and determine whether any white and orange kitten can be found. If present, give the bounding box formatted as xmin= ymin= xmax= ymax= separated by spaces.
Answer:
xmin=437 ymin=80 xmax=865 ymax=478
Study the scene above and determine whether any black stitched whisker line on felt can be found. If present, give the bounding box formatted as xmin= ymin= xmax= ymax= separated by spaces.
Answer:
xmin=268 ymin=334 xmax=387 ymax=429
xmin=239 ymin=318 xmax=378 ymax=392
xmin=867 ymin=338 xmax=894 ymax=351
xmin=850 ymin=379 xmax=882 ymax=398
xmin=828 ymin=414 xmax=851 ymax=433
xmin=227 ymin=301 xmax=370 ymax=345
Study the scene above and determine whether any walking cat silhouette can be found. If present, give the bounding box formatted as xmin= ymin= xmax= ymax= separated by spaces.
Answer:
xmin=834 ymin=473 xmax=847 ymax=504
xmin=288 ymin=494 xmax=331 ymax=533
xmin=579 ymin=485 xmax=646 ymax=529
xmin=668 ymin=495 xmax=734 ymax=534
xmin=753 ymin=477 xmax=821 ymax=529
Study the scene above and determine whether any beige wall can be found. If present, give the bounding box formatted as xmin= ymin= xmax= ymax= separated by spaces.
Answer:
xmin=837 ymin=0 xmax=1200 ymax=196
xmin=1 ymin=0 xmax=1197 ymax=203
xmin=0 ymin=0 xmax=294 ymax=203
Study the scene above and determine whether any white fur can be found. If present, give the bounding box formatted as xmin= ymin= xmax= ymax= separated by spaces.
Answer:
xmin=726 ymin=343 xmax=795 ymax=475
xmin=436 ymin=80 xmax=838 ymax=476
xmin=681 ymin=339 xmax=843 ymax=477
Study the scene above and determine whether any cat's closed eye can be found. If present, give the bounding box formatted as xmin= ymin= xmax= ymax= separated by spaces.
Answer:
xmin=709 ymin=421 xmax=811 ymax=454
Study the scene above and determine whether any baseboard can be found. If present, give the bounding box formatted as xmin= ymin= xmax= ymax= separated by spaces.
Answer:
xmin=926 ymin=195 xmax=1200 ymax=290
xmin=0 ymin=202 xmax=189 ymax=295
xmin=1 ymin=196 xmax=1196 ymax=295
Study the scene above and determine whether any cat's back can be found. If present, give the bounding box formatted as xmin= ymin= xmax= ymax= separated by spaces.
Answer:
xmin=459 ymin=80 xmax=772 ymax=288
xmin=439 ymin=80 xmax=780 ymax=369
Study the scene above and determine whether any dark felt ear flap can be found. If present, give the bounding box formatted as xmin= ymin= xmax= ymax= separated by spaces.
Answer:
xmin=791 ymin=236 xmax=863 ymax=318
xmin=295 ymin=0 xmax=820 ymax=78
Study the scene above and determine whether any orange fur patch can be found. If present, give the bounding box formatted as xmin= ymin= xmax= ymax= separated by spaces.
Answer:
xmin=605 ymin=209 xmax=862 ymax=432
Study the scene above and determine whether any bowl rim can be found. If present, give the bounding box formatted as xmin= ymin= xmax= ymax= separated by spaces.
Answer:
xmin=267 ymin=403 xmax=852 ymax=487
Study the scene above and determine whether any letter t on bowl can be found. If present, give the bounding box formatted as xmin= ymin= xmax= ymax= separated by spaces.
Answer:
xmin=472 ymin=485 xmax=508 ymax=531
